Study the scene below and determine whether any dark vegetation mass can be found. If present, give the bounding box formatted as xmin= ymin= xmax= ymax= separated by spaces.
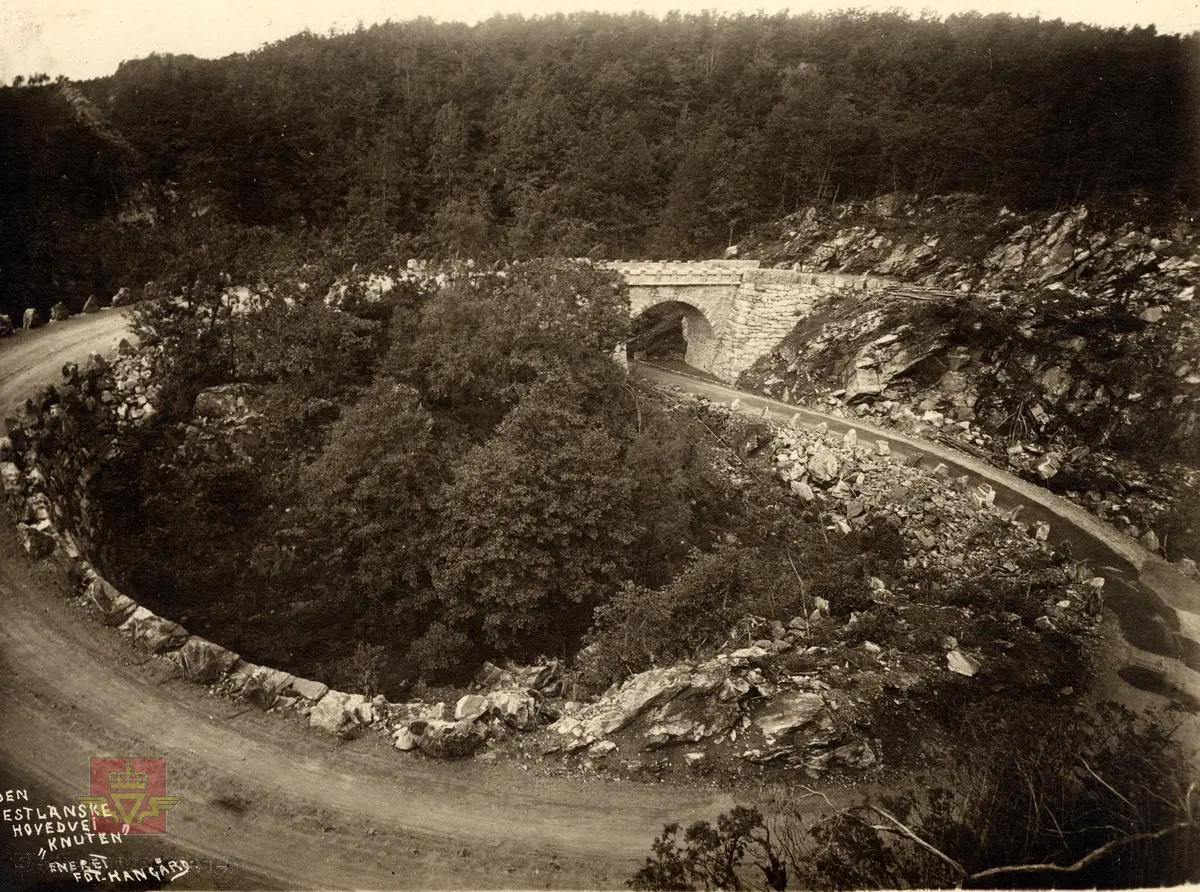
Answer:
xmin=93 ymin=249 xmax=900 ymax=693
xmin=1 ymin=11 xmax=1197 ymax=317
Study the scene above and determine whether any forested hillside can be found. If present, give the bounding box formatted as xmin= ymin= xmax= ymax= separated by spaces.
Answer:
xmin=1 ymin=11 xmax=1196 ymax=316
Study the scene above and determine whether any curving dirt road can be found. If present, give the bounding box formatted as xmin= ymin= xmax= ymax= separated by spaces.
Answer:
xmin=1 ymin=314 xmax=1196 ymax=890
xmin=0 ymin=314 xmax=735 ymax=890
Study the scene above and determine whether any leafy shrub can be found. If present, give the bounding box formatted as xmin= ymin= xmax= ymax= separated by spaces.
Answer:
xmin=432 ymin=396 xmax=637 ymax=656
xmin=629 ymin=806 xmax=786 ymax=892
xmin=405 ymin=622 xmax=476 ymax=684
xmin=333 ymin=642 xmax=388 ymax=698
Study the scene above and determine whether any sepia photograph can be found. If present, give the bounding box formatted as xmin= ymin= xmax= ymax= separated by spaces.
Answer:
xmin=0 ymin=0 xmax=1197 ymax=888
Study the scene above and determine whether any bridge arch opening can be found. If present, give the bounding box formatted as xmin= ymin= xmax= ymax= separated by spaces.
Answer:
xmin=628 ymin=300 xmax=718 ymax=373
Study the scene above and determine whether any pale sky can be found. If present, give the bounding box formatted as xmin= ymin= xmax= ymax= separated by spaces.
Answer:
xmin=1 ymin=0 xmax=1197 ymax=84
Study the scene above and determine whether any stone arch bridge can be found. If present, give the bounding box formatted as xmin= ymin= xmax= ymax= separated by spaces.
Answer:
xmin=603 ymin=260 xmax=892 ymax=382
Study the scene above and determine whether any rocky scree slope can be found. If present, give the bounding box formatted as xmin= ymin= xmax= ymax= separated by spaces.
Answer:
xmin=735 ymin=195 xmax=1199 ymax=567
xmin=479 ymin=391 xmax=1107 ymax=781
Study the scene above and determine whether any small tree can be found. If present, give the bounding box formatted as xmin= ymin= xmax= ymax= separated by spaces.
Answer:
xmin=630 ymin=807 xmax=787 ymax=892
xmin=431 ymin=396 xmax=638 ymax=656
xmin=336 ymin=642 xmax=387 ymax=698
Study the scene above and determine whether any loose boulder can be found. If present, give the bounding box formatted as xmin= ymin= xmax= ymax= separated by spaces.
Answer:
xmin=118 ymin=606 xmax=189 ymax=654
xmin=551 ymin=663 xmax=725 ymax=743
xmin=488 ymin=689 xmax=540 ymax=730
xmin=946 ymin=649 xmax=981 ymax=677
xmin=286 ymin=677 xmax=330 ymax=703
xmin=50 ymin=302 xmax=70 ymax=322
xmin=803 ymin=740 xmax=878 ymax=773
xmin=408 ymin=719 xmax=486 ymax=759
xmin=0 ymin=315 xmax=12 ymax=336
xmin=171 ymin=636 xmax=240 ymax=684
xmin=309 ymin=690 xmax=374 ymax=737
xmin=85 ymin=576 xmax=137 ymax=626
xmin=82 ymin=296 xmax=101 ymax=314
xmin=753 ymin=691 xmax=826 ymax=743
xmin=0 ymin=461 xmax=23 ymax=495
xmin=474 ymin=659 xmax=561 ymax=694
xmin=17 ymin=523 xmax=57 ymax=558
xmin=454 ymin=694 xmax=489 ymax=722
xmin=807 ymin=448 xmax=840 ymax=483
xmin=82 ymin=352 xmax=109 ymax=378
xmin=229 ymin=661 xmax=295 ymax=710
xmin=22 ymin=309 xmax=40 ymax=330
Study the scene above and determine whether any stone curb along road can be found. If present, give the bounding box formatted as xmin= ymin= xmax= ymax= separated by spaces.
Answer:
xmin=0 ymin=311 xmax=1196 ymax=889
xmin=632 ymin=362 xmax=1200 ymax=725
xmin=0 ymin=312 xmax=736 ymax=891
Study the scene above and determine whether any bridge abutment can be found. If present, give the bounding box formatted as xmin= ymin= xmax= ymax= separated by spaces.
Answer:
xmin=612 ymin=261 xmax=891 ymax=382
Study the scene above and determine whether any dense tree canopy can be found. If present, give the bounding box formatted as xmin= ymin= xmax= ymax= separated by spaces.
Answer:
xmin=2 ymin=11 xmax=1196 ymax=315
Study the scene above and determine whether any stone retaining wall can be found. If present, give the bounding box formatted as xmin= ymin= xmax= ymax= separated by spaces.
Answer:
xmin=0 ymin=341 xmax=391 ymax=741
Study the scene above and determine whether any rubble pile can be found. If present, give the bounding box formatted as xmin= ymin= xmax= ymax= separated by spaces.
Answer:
xmin=504 ymin=394 xmax=1107 ymax=777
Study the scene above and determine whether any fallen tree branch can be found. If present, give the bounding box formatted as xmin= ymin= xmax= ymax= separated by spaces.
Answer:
xmin=867 ymin=806 xmax=967 ymax=880
xmin=967 ymin=818 xmax=1195 ymax=883
xmin=1079 ymin=756 xmax=1135 ymax=810
xmin=967 ymin=782 xmax=1196 ymax=884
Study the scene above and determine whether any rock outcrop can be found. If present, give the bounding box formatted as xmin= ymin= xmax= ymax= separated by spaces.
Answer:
xmin=737 ymin=196 xmax=1199 ymax=559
